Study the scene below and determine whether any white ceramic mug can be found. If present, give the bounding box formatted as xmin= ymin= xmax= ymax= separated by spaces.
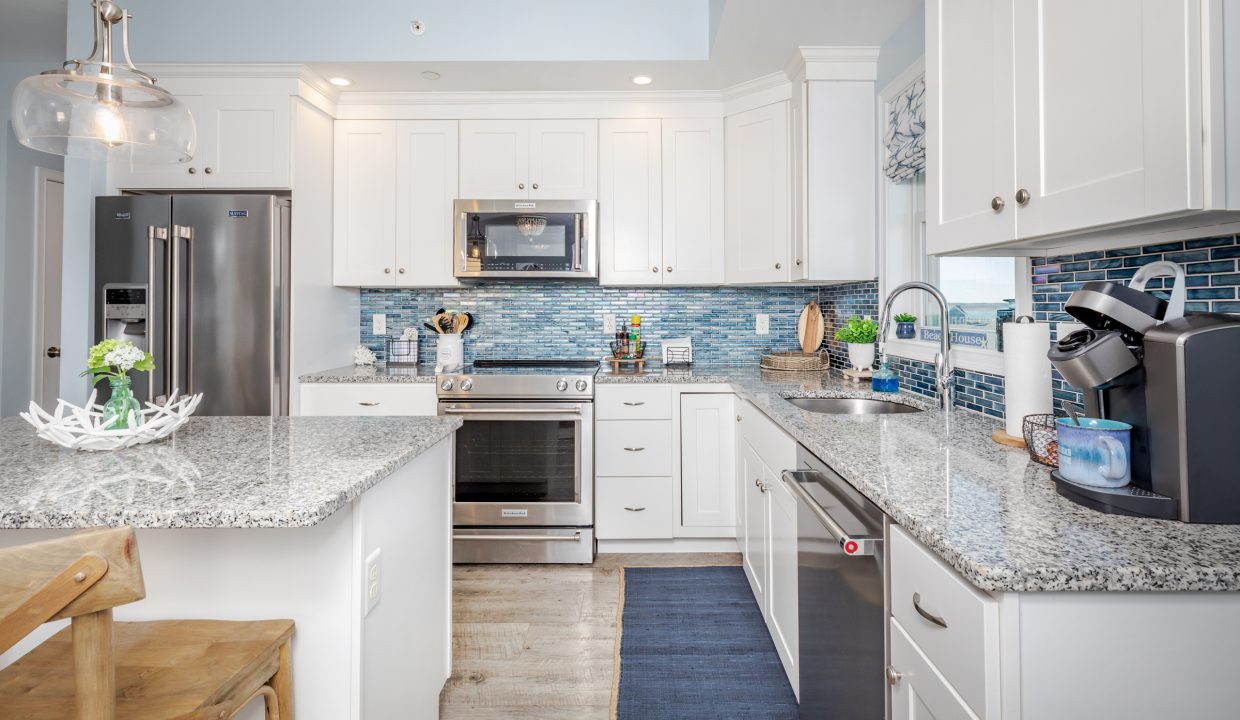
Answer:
xmin=436 ymin=334 xmax=463 ymax=371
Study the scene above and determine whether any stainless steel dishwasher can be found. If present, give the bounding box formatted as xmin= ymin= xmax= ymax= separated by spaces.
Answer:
xmin=782 ymin=445 xmax=887 ymax=720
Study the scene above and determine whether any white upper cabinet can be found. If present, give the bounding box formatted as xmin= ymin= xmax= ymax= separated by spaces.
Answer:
xmin=395 ymin=120 xmax=460 ymax=288
xmin=598 ymin=119 xmax=663 ymax=285
xmin=460 ymin=119 xmax=596 ymax=199
xmin=929 ymin=0 xmax=1236 ymax=254
xmin=662 ymin=118 xmax=725 ymax=285
xmin=726 ymin=101 xmax=790 ymax=284
xmin=333 ymin=120 xmax=397 ymax=287
xmin=111 ymin=95 xmax=291 ymax=190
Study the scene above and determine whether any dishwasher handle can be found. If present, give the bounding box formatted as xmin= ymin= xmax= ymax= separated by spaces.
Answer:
xmin=781 ymin=470 xmax=881 ymax=556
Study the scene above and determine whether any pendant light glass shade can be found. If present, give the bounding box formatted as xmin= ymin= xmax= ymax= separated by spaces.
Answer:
xmin=10 ymin=1 xmax=195 ymax=163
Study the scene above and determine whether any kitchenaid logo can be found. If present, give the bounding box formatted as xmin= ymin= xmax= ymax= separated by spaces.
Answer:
xmin=114 ymin=212 xmax=131 ymax=220
xmin=501 ymin=509 xmax=529 ymax=518
xmin=227 ymin=210 xmax=249 ymax=218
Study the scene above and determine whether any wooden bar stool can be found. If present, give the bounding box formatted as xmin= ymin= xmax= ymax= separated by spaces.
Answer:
xmin=0 ymin=527 xmax=294 ymax=719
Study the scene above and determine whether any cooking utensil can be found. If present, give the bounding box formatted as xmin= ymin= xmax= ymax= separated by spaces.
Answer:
xmin=423 ymin=322 xmax=441 ymax=335
xmin=797 ymin=301 xmax=825 ymax=353
xmin=463 ymin=312 xmax=474 ymax=333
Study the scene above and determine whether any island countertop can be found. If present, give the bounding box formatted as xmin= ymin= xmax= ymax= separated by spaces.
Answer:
xmin=0 ymin=415 xmax=461 ymax=530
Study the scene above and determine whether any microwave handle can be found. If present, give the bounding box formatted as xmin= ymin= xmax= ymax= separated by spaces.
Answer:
xmin=574 ymin=213 xmax=583 ymax=271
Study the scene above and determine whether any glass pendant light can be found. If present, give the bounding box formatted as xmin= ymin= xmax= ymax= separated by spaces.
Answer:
xmin=10 ymin=0 xmax=195 ymax=163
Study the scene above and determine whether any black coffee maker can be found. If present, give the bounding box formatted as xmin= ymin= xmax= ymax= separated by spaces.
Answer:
xmin=1047 ymin=261 xmax=1240 ymax=522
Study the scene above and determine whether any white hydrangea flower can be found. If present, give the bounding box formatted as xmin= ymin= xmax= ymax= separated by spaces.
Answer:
xmin=104 ymin=343 xmax=146 ymax=372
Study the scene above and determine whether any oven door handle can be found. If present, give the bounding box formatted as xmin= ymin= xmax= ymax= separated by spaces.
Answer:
xmin=442 ymin=406 xmax=583 ymax=415
xmin=454 ymin=532 xmax=583 ymax=542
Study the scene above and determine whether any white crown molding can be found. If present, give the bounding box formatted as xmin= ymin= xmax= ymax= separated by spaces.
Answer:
xmin=786 ymin=45 xmax=881 ymax=82
xmin=335 ymin=88 xmax=721 ymax=107
xmin=720 ymin=71 xmax=790 ymax=103
xmin=142 ymin=63 xmax=342 ymax=102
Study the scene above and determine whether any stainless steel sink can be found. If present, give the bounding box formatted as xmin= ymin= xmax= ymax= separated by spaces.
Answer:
xmin=785 ymin=397 xmax=922 ymax=415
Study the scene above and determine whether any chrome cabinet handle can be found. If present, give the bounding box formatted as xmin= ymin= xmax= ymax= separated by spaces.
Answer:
xmin=991 ymin=196 xmax=1005 ymax=212
xmin=623 ymin=507 xmax=646 ymax=512
xmin=775 ymin=262 xmax=782 ymax=269
xmin=652 ymin=266 xmax=659 ymax=272
xmin=623 ymin=447 xmax=645 ymax=452
xmin=666 ymin=266 xmax=673 ymax=273
xmin=622 ymin=401 xmax=645 ymax=406
xmin=886 ymin=666 xmax=903 ymax=687
xmin=384 ymin=267 xmax=391 ymax=274
xmin=737 ymin=415 xmax=742 ymax=422
xmin=912 ymin=592 xmax=948 ymax=628
xmin=358 ymin=401 xmax=380 ymax=406
xmin=795 ymin=259 xmax=803 ymax=266
xmin=204 ymin=167 xmax=213 ymax=174
xmin=518 ymin=183 xmax=525 ymax=190
xmin=188 ymin=167 xmax=197 ymax=174
xmin=398 ymin=268 xmax=406 ymax=274
xmin=532 ymin=183 xmax=539 ymax=190
xmin=755 ymin=477 xmax=767 ymax=493
xmin=1016 ymin=188 xmax=1031 ymax=205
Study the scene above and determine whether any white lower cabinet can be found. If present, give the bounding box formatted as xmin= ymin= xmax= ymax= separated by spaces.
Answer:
xmin=738 ymin=439 xmax=769 ymax=604
xmin=595 ymin=420 xmax=673 ymax=477
xmin=595 ymin=476 xmax=674 ymax=540
xmin=766 ymin=461 xmax=798 ymax=698
xmin=679 ymin=394 xmax=736 ymax=530
xmin=891 ymin=618 xmax=979 ymax=720
xmin=298 ymin=383 xmax=437 ymax=416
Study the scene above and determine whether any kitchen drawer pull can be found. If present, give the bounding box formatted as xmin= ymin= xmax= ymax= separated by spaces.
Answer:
xmin=454 ymin=532 xmax=581 ymax=542
xmin=912 ymin=592 xmax=948 ymax=628
xmin=622 ymin=401 xmax=646 ymax=406
xmin=623 ymin=447 xmax=645 ymax=452
xmin=623 ymin=506 xmax=646 ymax=512
xmin=358 ymin=401 xmax=380 ymax=407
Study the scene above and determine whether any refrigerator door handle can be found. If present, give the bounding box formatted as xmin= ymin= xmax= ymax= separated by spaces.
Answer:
xmin=146 ymin=225 xmax=169 ymax=403
xmin=172 ymin=224 xmax=193 ymax=397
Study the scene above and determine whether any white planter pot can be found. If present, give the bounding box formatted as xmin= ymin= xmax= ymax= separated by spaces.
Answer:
xmin=847 ymin=342 xmax=875 ymax=371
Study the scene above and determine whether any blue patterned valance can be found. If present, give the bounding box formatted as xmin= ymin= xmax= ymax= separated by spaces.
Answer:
xmin=884 ymin=74 xmax=926 ymax=183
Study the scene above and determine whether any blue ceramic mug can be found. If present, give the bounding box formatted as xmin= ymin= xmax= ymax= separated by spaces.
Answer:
xmin=1055 ymin=418 xmax=1132 ymax=488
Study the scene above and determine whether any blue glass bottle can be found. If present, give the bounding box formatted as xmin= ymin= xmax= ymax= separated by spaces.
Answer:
xmin=871 ymin=363 xmax=900 ymax=394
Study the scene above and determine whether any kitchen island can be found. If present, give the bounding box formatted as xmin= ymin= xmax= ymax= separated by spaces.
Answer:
xmin=0 ymin=414 xmax=461 ymax=719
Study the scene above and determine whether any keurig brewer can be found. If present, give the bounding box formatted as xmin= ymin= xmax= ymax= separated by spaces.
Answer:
xmin=1048 ymin=261 xmax=1240 ymax=522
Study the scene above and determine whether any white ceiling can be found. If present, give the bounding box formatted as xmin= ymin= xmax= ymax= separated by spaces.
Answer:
xmin=310 ymin=0 xmax=922 ymax=92
xmin=0 ymin=0 xmax=66 ymax=63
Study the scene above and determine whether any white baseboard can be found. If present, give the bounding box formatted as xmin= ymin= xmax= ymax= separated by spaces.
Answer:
xmin=597 ymin=538 xmax=740 ymax=554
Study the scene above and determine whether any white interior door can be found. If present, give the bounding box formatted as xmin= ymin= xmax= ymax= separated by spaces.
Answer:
xmin=528 ymin=119 xmax=598 ymax=199
xmin=459 ymin=120 xmax=529 ymax=198
xmin=598 ymin=119 xmax=662 ymax=285
xmin=395 ymin=120 xmax=460 ymax=287
xmin=35 ymin=169 xmax=64 ymax=408
xmin=662 ymin=118 xmax=725 ymax=285
xmin=1012 ymin=0 xmax=1202 ymax=239
xmin=925 ymin=0 xmax=1017 ymax=254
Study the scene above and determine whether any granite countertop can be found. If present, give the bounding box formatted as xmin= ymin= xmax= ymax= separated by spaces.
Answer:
xmin=0 ymin=415 xmax=461 ymax=530
xmin=600 ymin=363 xmax=1240 ymax=593
xmin=299 ymin=364 xmax=439 ymax=383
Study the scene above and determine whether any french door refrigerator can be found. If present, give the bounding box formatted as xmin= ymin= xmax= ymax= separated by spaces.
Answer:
xmin=94 ymin=194 xmax=291 ymax=415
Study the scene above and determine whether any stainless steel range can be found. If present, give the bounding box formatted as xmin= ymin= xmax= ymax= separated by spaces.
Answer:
xmin=438 ymin=359 xmax=599 ymax=564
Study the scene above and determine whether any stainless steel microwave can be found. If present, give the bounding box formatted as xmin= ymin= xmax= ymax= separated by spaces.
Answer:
xmin=453 ymin=199 xmax=597 ymax=280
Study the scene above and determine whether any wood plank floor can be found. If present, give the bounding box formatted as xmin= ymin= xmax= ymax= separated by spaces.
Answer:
xmin=439 ymin=552 xmax=742 ymax=720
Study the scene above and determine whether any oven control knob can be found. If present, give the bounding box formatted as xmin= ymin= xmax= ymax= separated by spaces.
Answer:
xmin=460 ymin=379 xmax=473 ymax=391
xmin=440 ymin=379 xmax=454 ymax=391
xmin=575 ymin=379 xmax=588 ymax=391
xmin=556 ymin=379 xmax=569 ymax=392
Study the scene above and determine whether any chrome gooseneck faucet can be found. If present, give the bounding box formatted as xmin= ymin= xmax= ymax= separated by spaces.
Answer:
xmin=877 ymin=282 xmax=955 ymax=410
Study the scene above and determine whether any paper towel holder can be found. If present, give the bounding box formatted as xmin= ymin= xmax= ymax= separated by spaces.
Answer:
xmin=990 ymin=315 xmax=1042 ymax=449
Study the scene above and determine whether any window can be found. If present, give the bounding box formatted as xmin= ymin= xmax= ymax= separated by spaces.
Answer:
xmin=926 ymin=256 xmax=1017 ymax=351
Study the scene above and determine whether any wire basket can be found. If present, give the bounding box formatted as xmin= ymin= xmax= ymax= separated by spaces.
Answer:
xmin=610 ymin=340 xmax=643 ymax=360
xmin=385 ymin=338 xmax=418 ymax=366
xmin=1022 ymin=414 xmax=1059 ymax=467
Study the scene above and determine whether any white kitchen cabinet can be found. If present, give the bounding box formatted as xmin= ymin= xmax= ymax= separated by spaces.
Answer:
xmin=766 ymin=461 xmax=799 ymax=698
xmin=111 ymin=95 xmax=291 ymax=190
xmin=738 ymin=438 xmax=768 ymax=605
xmin=595 ymin=420 xmax=674 ymax=477
xmin=596 ymin=476 xmax=674 ymax=540
xmin=662 ymin=118 xmax=725 ymax=284
xmin=459 ymin=119 xmax=597 ymax=200
xmin=395 ymin=120 xmax=460 ymax=287
xmin=298 ymin=383 xmax=438 ymax=416
xmin=679 ymin=393 xmax=735 ymax=528
xmin=725 ymin=102 xmax=790 ymax=283
xmin=333 ymin=120 xmax=397 ymax=287
xmin=598 ymin=119 xmax=663 ymax=284
xmin=891 ymin=619 xmax=980 ymax=720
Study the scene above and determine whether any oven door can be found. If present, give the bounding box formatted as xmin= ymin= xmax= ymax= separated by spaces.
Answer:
xmin=440 ymin=400 xmax=594 ymax=527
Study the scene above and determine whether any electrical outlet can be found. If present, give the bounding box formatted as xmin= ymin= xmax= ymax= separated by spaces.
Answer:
xmin=756 ymin=314 xmax=770 ymax=335
xmin=371 ymin=314 xmax=387 ymax=336
xmin=364 ymin=548 xmax=381 ymax=616
xmin=603 ymin=314 xmax=616 ymax=334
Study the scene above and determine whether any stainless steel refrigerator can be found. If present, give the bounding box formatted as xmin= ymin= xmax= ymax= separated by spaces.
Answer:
xmin=94 ymin=194 xmax=291 ymax=416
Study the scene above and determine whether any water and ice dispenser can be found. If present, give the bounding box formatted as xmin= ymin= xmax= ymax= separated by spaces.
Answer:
xmin=102 ymin=284 xmax=147 ymax=348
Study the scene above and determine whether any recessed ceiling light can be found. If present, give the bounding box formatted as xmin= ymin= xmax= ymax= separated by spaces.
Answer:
xmin=328 ymin=77 xmax=352 ymax=87
xmin=631 ymin=75 xmax=653 ymax=86
xmin=421 ymin=71 xmax=441 ymax=80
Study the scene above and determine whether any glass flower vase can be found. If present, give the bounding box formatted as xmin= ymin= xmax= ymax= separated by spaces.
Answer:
xmin=102 ymin=376 xmax=142 ymax=429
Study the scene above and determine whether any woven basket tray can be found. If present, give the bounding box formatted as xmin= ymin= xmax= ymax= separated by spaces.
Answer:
xmin=759 ymin=351 xmax=829 ymax=372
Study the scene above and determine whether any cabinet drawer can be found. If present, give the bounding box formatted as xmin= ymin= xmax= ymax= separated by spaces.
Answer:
xmin=596 ymin=385 xmax=673 ymax=420
xmin=737 ymin=399 xmax=796 ymax=472
xmin=299 ymin=383 xmax=437 ymax=416
xmin=890 ymin=524 xmax=998 ymax=719
xmin=596 ymin=476 xmax=674 ymax=539
xmin=596 ymin=420 xmax=673 ymax=476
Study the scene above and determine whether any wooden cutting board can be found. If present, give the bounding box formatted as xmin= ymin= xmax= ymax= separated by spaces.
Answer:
xmin=797 ymin=301 xmax=825 ymax=353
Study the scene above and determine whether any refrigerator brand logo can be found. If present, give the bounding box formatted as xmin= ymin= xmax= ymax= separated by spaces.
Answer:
xmin=114 ymin=212 xmax=131 ymax=220
xmin=227 ymin=210 xmax=249 ymax=218
xmin=500 ymin=509 xmax=529 ymax=518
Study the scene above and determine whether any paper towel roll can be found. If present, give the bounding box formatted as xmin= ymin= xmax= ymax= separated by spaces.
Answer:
xmin=1002 ymin=319 xmax=1053 ymax=437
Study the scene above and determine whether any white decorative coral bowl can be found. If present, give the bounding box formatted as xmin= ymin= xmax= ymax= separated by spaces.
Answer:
xmin=20 ymin=389 xmax=203 ymax=452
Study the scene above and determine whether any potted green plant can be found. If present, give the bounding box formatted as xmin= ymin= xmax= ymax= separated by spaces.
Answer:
xmin=833 ymin=316 xmax=880 ymax=370
xmin=894 ymin=312 xmax=918 ymax=339
xmin=81 ymin=339 xmax=155 ymax=429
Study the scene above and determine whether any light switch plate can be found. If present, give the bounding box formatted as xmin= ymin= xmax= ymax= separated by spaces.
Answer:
xmin=603 ymin=314 xmax=616 ymax=334
xmin=364 ymin=548 xmax=381 ymax=616
xmin=372 ymin=314 xmax=387 ymax=336
xmin=756 ymin=314 xmax=770 ymax=335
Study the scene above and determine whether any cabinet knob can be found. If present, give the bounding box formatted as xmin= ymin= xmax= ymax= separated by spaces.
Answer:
xmin=204 ymin=167 xmax=213 ymax=174
xmin=188 ymin=167 xmax=197 ymax=174
xmin=736 ymin=415 xmax=742 ymax=422
xmin=518 ymin=183 xmax=525 ymax=190
xmin=666 ymin=266 xmax=673 ymax=273
xmin=886 ymin=666 xmax=903 ymax=687
xmin=775 ymin=262 xmax=782 ymax=270
xmin=1015 ymin=188 xmax=1031 ymax=206
xmin=795 ymin=259 xmax=803 ymax=266
xmin=398 ymin=268 xmax=406 ymax=274
xmin=652 ymin=266 xmax=659 ymax=273
xmin=532 ymin=183 xmax=539 ymax=190
xmin=991 ymin=196 xmax=1006 ymax=212
xmin=384 ymin=267 xmax=392 ymax=274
